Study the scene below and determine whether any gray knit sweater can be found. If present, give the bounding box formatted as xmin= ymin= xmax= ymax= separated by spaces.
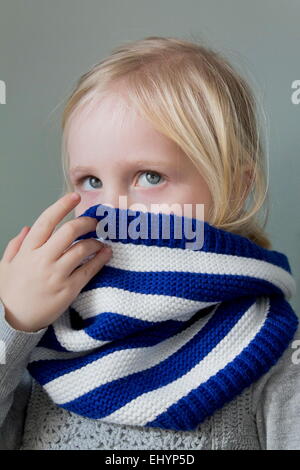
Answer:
xmin=1 ymin=301 xmax=300 ymax=451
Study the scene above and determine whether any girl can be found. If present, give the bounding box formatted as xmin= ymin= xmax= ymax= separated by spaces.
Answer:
xmin=0 ymin=36 xmax=299 ymax=450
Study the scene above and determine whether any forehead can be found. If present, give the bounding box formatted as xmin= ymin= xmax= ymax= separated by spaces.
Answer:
xmin=66 ymin=91 xmax=182 ymax=166
xmin=67 ymin=92 xmax=138 ymax=139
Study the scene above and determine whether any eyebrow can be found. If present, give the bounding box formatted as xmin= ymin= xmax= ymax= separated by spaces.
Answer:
xmin=69 ymin=160 xmax=170 ymax=176
xmin=69 ymin=165 xmax=99 ymax=177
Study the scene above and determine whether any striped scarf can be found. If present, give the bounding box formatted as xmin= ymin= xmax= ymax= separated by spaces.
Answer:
xmin=27 ymin=203 xmax=298 ymax=431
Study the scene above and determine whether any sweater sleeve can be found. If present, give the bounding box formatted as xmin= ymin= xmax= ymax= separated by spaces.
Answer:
xmin=252 ymin=322 xmax=300 ymax=450
xmin=0 ymin=299 xmax=47 ymax=449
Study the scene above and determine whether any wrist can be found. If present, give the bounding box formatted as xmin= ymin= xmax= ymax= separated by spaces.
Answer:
xmin=0 ymin=297 xmax=43 ymax=333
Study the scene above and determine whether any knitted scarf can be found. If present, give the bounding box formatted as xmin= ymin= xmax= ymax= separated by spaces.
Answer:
xmin=27 ymin=203 xmax=298 ymax=432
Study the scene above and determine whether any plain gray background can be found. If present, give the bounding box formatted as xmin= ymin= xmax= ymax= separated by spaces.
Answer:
xmin=0 ymin=0 xmax=299 ymax=315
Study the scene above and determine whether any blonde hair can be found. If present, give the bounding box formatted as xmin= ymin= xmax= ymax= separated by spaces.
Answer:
xmin=61 ymin=35 xmax=272 ymax=249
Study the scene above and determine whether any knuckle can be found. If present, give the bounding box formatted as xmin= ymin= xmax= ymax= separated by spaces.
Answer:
xmin=64 ymin=220 xmax=78 ymax=239
xmin=47 ymin=269 xmax=63 ymax=291
xmin=35 ymin=252 xmax=49 ymax=271
xmin=37 ymin=216 xmax=53 ymax=232
xmin=75 ymin=242 xmax=87 ymax=257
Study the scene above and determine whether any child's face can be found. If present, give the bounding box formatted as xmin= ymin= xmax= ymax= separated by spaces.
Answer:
xmin=67 ymin=90 xmax=213 ymax=220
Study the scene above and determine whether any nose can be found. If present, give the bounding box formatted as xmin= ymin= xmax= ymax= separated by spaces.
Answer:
xmin=100 ymin=186 xmax=129 ymax=211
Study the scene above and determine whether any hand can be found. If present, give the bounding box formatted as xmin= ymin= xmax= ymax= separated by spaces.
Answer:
xmin=0 ymin=193 xmax=112 ymax=332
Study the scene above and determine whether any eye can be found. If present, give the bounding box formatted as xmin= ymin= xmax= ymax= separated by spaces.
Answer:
xmin=77 ymin=176 xmax=102 ymax=190
xmin=137 ymin=171 xmax=164 ymax=187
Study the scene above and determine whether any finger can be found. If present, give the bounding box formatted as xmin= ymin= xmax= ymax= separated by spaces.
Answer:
xmin=57 ymin=238 xmax=105 ymax=277
xmin=21 ymin=192 xmax=81 ymax=251
xmin=2 ymin=226 xmax=31 ymax=262
xmin=42 ymin=216 xmax=99 ymax=261
xmin=70 ymin=245 xmax=112 ymax=296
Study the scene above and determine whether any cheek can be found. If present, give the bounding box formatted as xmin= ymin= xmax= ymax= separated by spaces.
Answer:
xmin=74 ymin=207 xmax=81 ymax=217
xmin=74 ymin=202 xmax=90 ymax=217
xmin=174 ymin=183 xmax=213 ymax=221
xmin=74 ymin=194 xmax=100 ymax=216
xmin=187 ymin=177 xmax=212 ymax=203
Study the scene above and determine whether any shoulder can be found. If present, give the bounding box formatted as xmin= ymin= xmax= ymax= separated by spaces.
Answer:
xmin=251 ymin=322 xmax=300 ymax=449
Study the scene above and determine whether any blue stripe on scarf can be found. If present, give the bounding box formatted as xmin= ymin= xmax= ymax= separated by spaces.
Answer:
xmin=31 ymin=297 xmax=252 ymax=417
xmin=81 ymin=267 xmax=285 ymax=300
